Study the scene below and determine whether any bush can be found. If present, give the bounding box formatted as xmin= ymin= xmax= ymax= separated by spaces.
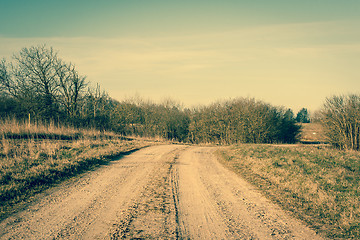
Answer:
xmin=320 ymin=94 xmax=360 ymax=150
xmin=188 ymin=98 xmax=301 ymax=144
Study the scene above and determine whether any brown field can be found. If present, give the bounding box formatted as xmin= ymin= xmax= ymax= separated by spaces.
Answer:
xmin=299 ymin=123 xmax=327 ymax=144
xmin=218 ymin=144 xmax=360 ymax=239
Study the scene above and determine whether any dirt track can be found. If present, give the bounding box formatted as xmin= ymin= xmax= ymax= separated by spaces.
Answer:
xmin=0 ymin=145 xmax=324 ymax=239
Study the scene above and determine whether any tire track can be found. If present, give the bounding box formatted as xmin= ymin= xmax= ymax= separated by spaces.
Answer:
xmin=0 ymin=145 xmax=326 ymax=239
xmin=110 ymin=147 xmax=185 ymax=239
xmin=175 ymin=147 xmax=325 ymax=240
xmin=0 ymin=145 xmax=184 ymax=240
xmin=169 ymin=156 xmax=181 ymax=239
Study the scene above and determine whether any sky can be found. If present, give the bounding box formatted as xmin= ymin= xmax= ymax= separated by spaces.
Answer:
xmin=1 ymin=0 xmax=360 ymax=113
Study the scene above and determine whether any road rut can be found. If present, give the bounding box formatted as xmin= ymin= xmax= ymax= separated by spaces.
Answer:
xmin=0 ymin=145 xmax=324 ymax=239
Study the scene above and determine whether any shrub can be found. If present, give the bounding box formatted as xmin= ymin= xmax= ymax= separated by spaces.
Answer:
xmin=320 ymin=94 xmax=360 ymax=150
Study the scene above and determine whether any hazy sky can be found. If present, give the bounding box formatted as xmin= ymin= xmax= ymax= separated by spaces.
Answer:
xmin=1 ymin=0 xmax=359 ymax=113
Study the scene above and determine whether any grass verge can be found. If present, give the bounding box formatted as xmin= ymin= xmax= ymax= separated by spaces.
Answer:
xmin=0 ymin=120 xmax=153 ymax=220
xmin=217 ymin=144 xmax=360 ymax=239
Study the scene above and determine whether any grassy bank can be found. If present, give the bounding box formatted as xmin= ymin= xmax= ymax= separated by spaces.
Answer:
xmin=218 ymin=144 xmax=360 ymax=239
xmin=0 ymin=119 xmax=152 ymax=220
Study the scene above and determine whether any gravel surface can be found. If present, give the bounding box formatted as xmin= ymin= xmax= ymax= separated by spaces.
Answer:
xmin=0 ymin=145 xmax=325 ymax=239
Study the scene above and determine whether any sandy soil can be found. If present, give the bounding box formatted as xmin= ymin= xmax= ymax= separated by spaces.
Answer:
xmin=0 ymin=145 xmax=325 ymax=239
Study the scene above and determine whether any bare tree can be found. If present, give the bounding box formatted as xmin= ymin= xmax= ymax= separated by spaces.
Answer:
xmin=12 ymin=45 xmax=60 ymax=118
xmin=1 ymin=45 xmax=88 ymax=122
xmin=320 ymin=94 xmax=360 ymax=150
xmin=56 ymin=61 xmax=87 ymax=118
xmin=0 ymin=59 xmax=12 ymax=95
xmin=0 ymin=58 xmax=31 ymax=100
xmin=0 ymin=58 xmax=39 ymax=119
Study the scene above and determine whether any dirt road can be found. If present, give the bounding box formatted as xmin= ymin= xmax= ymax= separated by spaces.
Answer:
xmin=0 ymin=145 xmax=324 ymax=239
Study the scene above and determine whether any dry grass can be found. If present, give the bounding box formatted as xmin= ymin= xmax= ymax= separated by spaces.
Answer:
xmin=0 ymin=118 xmax=122 ymax=140
xmin=218 ymin=144 xmax=360 ymax=239
xmin=0 ymin=119 xmax=152 ymax=220
xmin=300 ymin=123 xmax=327 ymax=143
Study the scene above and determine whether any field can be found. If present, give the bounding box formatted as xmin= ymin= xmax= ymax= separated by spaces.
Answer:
xmin=0 ymin=119 xmax=151 ymax=219
xmin=299 ymin=123 xmax=327 ymax=144
xmin=218 ymin=144 xmax=360 ymax=239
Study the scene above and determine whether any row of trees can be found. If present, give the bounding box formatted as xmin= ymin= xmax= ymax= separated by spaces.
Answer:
xmin=0 ymin=45 xmax=302 ymax=144
xmin=4 ymin=45 xmax=359 ymax=149
xmin=105 ymin=98 xmax=301 ymax=144
xmin=108 ymin=99 xmax=191 ymax=142
xmin=188 ymin=99 xmax=300 ymax=144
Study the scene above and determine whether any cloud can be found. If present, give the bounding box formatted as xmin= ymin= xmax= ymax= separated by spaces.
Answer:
xmin=0 ymin=19 xmax=359 ymax=110
xmin=1 ymin=19 xmax=358 ymax=68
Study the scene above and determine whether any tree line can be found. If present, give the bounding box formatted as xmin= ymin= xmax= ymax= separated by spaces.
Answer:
xmin=2 ymin=45 xmax=358 ymax=148
xmin=0 ymin=45 xmax=301 ymax=143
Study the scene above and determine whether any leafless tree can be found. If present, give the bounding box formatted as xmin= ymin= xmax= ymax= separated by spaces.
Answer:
xmin=56 ymin=61 xmax=87 ymax=118
xmin=320 ymin=94 xmax=360 ymax=150
xmin=1 ymin=45 xmax=88 ymax=121
xmin=12 ymin=45 xmax=60 ymax=118
xmin=0 ymin=58 xmax=32 ymax=100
